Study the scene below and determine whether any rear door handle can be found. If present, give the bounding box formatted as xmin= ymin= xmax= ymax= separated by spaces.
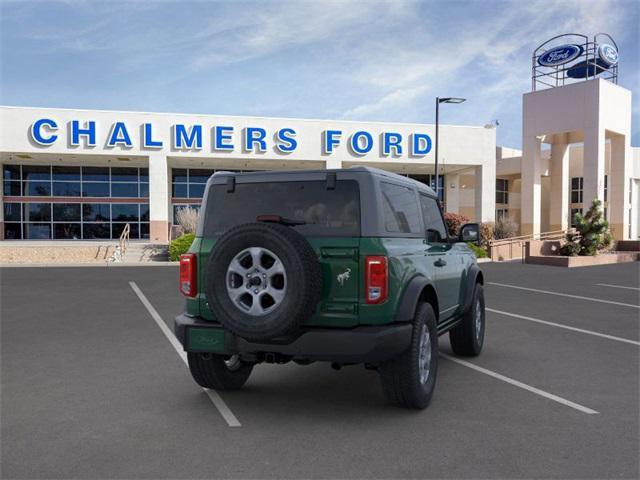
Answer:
xmin=434 ymin=258 xmax=447 ymax=267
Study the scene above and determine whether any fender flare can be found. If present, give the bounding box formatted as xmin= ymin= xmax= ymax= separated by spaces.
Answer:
xmin=462 ymin=264 xmax=484 ymax=314
xmin=394 ymin=275 xmax=433 ymax=323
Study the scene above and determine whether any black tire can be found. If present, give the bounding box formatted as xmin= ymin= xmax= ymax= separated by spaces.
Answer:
xmin=187 ymin=352 xmax=253 ymax=390
xmin=204 ymin=222 xmax=322 ymax=342
xmin=378 ymin=302 xmax=438 ymax=409
xmin=449 ymin=283 xmax=485 ymax=356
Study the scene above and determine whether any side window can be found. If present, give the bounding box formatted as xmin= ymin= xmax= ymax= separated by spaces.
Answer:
xmin=380 ymin=182 xmax=421 ymax=234
xmin=420 ymin=195 xmax=447 ymax=243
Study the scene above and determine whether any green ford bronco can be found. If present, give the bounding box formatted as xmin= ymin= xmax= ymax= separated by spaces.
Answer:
xmin=175 ymin=167 xmax=485 ymax=409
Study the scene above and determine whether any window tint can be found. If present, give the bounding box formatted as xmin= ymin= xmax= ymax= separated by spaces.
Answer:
xmin=380 ymin=182 xmax=421 ymax=234
xmin=420 ymin=195 xmax=447 ymax=243
xmin=204 ymin=180 xmax=360 ymax=237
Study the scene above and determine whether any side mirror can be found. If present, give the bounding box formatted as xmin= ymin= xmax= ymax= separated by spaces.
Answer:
xmin=459 ymin=223 xmax=480 ymax=245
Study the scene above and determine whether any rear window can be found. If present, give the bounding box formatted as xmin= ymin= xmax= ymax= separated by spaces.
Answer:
xmin=203 ymin=180 xmax=360 ymax=237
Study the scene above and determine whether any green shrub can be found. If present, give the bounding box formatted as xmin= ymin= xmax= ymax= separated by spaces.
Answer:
xmin=467 ymin=242 xmax=488 ymax=258
xmin=169 ymin=233 xmax=195 ymax=261
xmin=560 ymin=199 xmax=613 ymax=256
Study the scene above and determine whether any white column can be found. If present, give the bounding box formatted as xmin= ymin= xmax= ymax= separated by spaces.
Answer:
xmin=521 ymin=135 xmax=542 ymax=236
xmin=609 ymin=134 xmax=631 ymax=240
xmin=549 ymin=136 xmax=570 ymax=231
xmin=474 ymin=163 xmax=495 ymax=223
xmin=148 ymin=153 xmax=170 ymax=244
xmin=445 ymin=173 xmax=460 ymax=214
xmin=582 ymin=126 xmax=606 ymax=209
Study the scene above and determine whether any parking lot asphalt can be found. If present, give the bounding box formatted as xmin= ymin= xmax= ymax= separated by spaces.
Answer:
xmin=1 ymin=261 xmax=639 ymax=479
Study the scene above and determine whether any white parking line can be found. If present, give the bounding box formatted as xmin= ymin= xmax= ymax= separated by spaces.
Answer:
xmin=129 ymin=281 xmax=241 ymax=427
xmin=488 ymin=282 xmax=640 ymax=309
xmin=487 ymin=308 xmax=640 ymax=346
xmin=596 ymin=283 xmax=640 ymax=291
xmin=440 ymin=354 xmax=599 ymax=415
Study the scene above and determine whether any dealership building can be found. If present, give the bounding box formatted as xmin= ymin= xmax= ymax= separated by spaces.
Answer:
xmin=0 ymin=34 xmax=638 ymax=244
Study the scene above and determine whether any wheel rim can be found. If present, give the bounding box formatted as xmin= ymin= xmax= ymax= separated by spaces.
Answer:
xmin=418 ymin=324 xmax=432 ymax=384
xmin=226 ymin=247 xmax=287 ymax=316
xmin=474 ymin=298 xmax=483 ymax=342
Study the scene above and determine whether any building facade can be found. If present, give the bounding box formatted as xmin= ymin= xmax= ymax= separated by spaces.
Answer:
xmin=0 ymin=106 xmax=497 ymax=243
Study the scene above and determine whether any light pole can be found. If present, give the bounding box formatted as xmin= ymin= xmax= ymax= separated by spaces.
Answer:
xmin=435 ymin=97 xmax=466 ymax=203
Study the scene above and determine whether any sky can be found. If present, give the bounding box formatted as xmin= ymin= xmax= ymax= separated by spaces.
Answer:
xmin=1 ymin=0 xmax=638 ymax=149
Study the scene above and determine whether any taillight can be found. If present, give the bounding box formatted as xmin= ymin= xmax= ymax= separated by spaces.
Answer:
xmin=365 ymin=255 xmax=388 ymax=304
xmin=179 ymin=253 xmax=197 ymax=297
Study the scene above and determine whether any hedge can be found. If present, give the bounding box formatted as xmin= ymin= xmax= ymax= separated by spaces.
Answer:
xmin=169 ymin=233 xmax=195 ymax=261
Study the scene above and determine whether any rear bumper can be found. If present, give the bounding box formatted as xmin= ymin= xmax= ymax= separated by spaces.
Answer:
xmin=174 ymin=314 xmax=412 ymax=363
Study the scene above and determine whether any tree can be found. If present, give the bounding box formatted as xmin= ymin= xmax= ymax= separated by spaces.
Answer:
xmin=560 ymin=199 xmax=613 ymax=256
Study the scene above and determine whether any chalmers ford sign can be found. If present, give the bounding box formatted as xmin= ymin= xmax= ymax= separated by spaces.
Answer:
xmin=29 ymin=118 xmax=434 ymax=157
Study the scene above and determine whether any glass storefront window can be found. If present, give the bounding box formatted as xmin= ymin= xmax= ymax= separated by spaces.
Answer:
xmin=53 ymin=204 xmax=81 ymax=222
xmin=24 ymin=181 xmax=51 ymax=196
xmin=83 ymin=203 xmax=110 ymax=221
xmin=188 ymin=183 xmax=206 ymax=198
xmin=52 ymin=166 xmax=80 ymax=181
xmin=3 ymin=164 xmax=21 ymax=181
xmin=3 ymin=181 xmax=21 ymax=196
xmin=82 ymin=182 xmax=110 ymax=197
xmin=3 ymin=165 xmax=149 ymax=240
xmin=54 ymin=223 xmax=81 ymax=239
xmin=24 ymin=203 xmax=51 ymax=222
xmin=111 ymin=183 xmax=138 ymax=197
xmin=112 ymin=204 xmax=139 ymax=222
xmin=22 ymin=165 xmax=51 ymax=181
xmin=24 ymin=223 xmax=51 ymax=239
xmin=4 ymin=223 xmax=22 ymax=239
xmin=52 ymin=182 xmax=81 ymax=197
xmin=83 ymin=223 xmax=110 ymax=239
xmin=4 ymin=203 xmax=21 ymax=221
xmin=82 ymin=167 xmax=109 ymax=181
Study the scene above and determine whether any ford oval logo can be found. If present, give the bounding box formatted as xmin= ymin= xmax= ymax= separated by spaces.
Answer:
xmin=538 ymin=44 xmax=583 ymax=67
xmin=598 ymin=44 xmax=618 ymax=66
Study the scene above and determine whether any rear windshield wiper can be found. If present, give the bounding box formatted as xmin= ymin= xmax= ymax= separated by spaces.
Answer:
xmin=256 ymin=215 xmax=307 ymax=226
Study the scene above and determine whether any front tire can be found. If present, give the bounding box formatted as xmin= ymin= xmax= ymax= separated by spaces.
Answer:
xmin=449 ymin=283 xmax=485 ymax=356
xmin=187 ymin=353 xmax=253 ymax=390
xmin=378 ymin=302 xmax=438 ymax=409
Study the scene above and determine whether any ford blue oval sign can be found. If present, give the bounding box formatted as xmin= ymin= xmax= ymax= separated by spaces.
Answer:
xmin=538 ymin=44 xmax=583 ymax=67
xmin=598 ymin=44 xmax=618 ymax=67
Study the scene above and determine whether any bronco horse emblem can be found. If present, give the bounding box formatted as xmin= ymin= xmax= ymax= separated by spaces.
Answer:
xmin=337 ymin=268 xmax=351 ymax=286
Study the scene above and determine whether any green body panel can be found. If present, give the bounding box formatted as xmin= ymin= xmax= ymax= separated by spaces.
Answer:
xmin=188 ymin=232 xmax=475 ymax=328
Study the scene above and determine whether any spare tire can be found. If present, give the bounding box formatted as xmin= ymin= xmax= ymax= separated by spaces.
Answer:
xmin=204 ymin=222 xmax=322 ymax=341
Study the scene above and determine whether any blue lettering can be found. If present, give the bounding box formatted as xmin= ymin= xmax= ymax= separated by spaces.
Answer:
xmin=71 ymin=120 xmax=96 ymax=147
xmin=383 ymin=132 xmax=403 ymax=156
xmin=30 ymin=118 xmax=58 ymax=145
xmin=244 ymin=127 xmax=267 ymax=152
xmin=173 ymin=124 xmax=203 ymax=149
xmin=214 ymin=126 xmax=234 ymax=150
xmin=411 ymin=133 xmax=432 ymax=156
xmin=107 ymin=122 xmax=133 ymax=147
xmin=350 ymin=131 xmax=373 ymax=155
xmin=143 ymin=123 xmax=163 ymax=148
xmin=323 ymin=130 xmax=342 ymax=154
xmin=275 ymin=128 xmax=297 ymax=153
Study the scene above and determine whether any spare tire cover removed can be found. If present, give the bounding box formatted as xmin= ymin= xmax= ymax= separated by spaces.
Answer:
xmin=204 ymin=222 xmax=322 ymax=342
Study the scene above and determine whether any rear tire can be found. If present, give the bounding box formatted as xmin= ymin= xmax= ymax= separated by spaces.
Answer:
xmin=449 ymin=283 xmax=485 ymax=356
xmin=378 ymin=302 xmax=438 ymax=409
xmin=187 ymin=352 xmax=253 ymax=390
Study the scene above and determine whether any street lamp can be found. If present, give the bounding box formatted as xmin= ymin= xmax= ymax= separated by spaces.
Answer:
xmin=435 ymin=97 xmax=466 ymax=202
